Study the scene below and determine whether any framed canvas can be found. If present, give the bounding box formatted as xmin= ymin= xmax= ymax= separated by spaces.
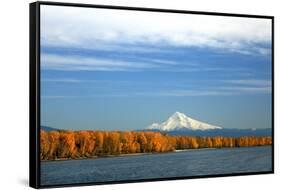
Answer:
xmin=29 ymin=1 xmax=274 ymax=188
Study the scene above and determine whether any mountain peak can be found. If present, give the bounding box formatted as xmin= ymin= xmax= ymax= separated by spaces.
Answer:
xmin=171 ymin=111 xmax=185 ymax=118
xmin=147 ymin=112 xmax=222 ymax=131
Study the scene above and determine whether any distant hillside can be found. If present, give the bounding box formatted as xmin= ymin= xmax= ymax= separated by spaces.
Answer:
xmin=143 ymin=128 xmax=271 ymax=137
xmin=41 ymin=126 xmax=63 ymax=132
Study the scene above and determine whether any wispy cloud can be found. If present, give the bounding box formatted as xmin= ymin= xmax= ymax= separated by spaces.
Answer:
xmin=225 ymin=79 xmax=271 ymax=86
xmin=135 ymin=90 xmax=235 ymax=97
xmin=41 ymin=53 xmax=161 ymax=71
xmin=42 ymin=84 xmax=271 ymax=99
xmin=41 ymin=76 xmax=272 ymax=98
xmin=217 ymin=86 xmax=271 ymax=93
xmin=42 ymin=95 xmax=71 ymax=99
xmin=42 ymin=94 xmax=131 ymax=99
xmin=42 ymin=78 xmax=132 ymax=84
xmin=42 ymin=78 xmax=81 ymax=83
xmin=134 ymin=86 xmax=271 ymax=97
xmin=160 ymin=67 xmax=246 ymax=73
xmin=42 ymin=53 xmax=248 ymax=73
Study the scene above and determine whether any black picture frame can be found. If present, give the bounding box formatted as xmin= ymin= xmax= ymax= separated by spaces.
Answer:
xmin=29 ymin=1 xmax=274 ymax=188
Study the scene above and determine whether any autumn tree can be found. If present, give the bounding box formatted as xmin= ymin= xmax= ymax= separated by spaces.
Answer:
xmin=40 ymin=130 xmax=49 ymax=160
xmin=137 ymin=132 xmax=148 ymax=152
xmin=58 ymin=131 xmax=76 ymax=158
xmin=40 ymin=130 xmax=272 ymax=160
xmin=47 ymin=131 xmax=60 ymax=159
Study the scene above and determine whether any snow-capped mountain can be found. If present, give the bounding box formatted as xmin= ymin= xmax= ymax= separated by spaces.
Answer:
xmin=147 ymin=112 xmax=222 ymax=131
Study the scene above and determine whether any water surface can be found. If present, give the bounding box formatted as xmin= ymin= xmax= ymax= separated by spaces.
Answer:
xmin=41 ymin=146 xmax=272 ymax=186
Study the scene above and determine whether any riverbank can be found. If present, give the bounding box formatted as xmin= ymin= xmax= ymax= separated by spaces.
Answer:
xmin=41 ymin=152 xmax=154 ymax=162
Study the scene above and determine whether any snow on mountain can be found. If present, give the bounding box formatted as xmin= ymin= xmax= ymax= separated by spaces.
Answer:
xmin=147 ymin=112 xmax=222 ymax=131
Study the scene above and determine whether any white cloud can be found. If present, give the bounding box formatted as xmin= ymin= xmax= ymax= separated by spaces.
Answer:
xmin=225 ymin=79 xmax=271 ymax=86
xmin=41 ymin=53 xmax=246 ymax=72
xmin=134 ymin=85 xmax=271 ymax=97
xmin=135 ymin=90 xmax=235 ymax=97
xmin=41 ymin=96 xmax=70 ymax=99
xmin=41 ymin=78 xmax=132 ymax=84
xmin=41 ymin=78 xmax=272 ymax=98
xmin=41 ymin=5 xmax=272 ymax=55
xmin=42 ymin=78 xmax=81 ymax=83
xmin=42 ymin=86 xmax=271 ymax=99
xmin=217 ymin=86 xmax=271 ymax=93
xmin=41 ymin=53 xmax=160 ymax=71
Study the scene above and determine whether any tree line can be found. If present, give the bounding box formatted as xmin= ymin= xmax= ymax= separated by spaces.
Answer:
xmin=40 ymin=130 xmax=272 ymax=160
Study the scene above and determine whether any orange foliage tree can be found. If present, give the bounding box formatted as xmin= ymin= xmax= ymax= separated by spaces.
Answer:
xmin=40 ymin=130 xmax=272 ymax=160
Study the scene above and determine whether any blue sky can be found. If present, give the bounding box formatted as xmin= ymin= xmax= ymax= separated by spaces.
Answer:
xmin=40 ymin=5 xmax=272 ymax=130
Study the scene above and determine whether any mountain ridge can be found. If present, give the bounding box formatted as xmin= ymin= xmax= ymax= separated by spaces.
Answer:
xmin=41 ymin=126 xmax=63 ymax=132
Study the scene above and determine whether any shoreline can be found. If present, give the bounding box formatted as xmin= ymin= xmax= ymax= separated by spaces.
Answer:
xmin=41 ymin=145 xmax=271 ymax=162
xmin=41 ymin=152 xmax=154 ymax=162
xmin=174 ymin=147 xmax=217 ymax=152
